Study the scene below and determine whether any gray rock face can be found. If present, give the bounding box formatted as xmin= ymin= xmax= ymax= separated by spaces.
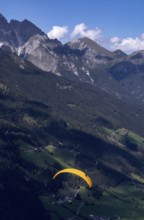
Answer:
xmin=68 ymin=37 xmax=114 ymax=68
xmin=0 ymin=14 xmax=61 ymax=72
xmin=19 ymin=35 xmax=59 ymax=72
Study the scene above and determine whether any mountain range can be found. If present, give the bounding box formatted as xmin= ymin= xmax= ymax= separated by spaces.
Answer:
xmin=1 ymin=13 xmax=144 ymax=106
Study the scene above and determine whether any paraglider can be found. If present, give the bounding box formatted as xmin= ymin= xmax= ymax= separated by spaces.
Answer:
xmin=53 ymin=168 xmax=92 ymax=188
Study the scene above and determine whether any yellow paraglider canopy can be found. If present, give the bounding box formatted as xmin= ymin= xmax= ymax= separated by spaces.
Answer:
xmin=53 ymin=168 xmax=92 ymax=188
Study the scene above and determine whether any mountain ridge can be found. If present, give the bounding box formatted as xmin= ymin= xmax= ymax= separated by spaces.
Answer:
xmin=1 ymin=13 xmax=144 ymax=106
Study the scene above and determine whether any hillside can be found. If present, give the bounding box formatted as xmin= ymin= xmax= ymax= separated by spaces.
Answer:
xmin=0 ymin=48 xmax=144 ymax=219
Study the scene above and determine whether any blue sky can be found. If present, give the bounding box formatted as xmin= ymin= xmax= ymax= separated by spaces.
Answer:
xmin=1 ymin=0 xmax=144 ymax=53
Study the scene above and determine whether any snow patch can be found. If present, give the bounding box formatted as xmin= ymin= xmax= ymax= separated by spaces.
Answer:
xmin=55 ymin=72 xmax=61 ymax=76
xmin=74 ymin=70 xmax=79 ymax=76
xmin=17 ymin=47 xmax=22 ymax=56
xmin=82 ymin=67 xmax=94 ymax=83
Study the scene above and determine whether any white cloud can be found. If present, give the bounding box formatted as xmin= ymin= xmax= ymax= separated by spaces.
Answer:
xmin=70 ymin=23 xmax=102 ymax=41
xmin=47 ymin=26 xmax=68 ymax=40
xmin=47 ymin=23 xmax=144 ymax=54
xmin=110 ymin=36 xmax=120 ymax=43
xmin=110 ymin=34 xmax=144 ymax=54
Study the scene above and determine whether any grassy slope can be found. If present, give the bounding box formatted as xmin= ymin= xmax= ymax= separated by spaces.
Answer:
xmin=21 ymin=139 xmax=144 ymax=220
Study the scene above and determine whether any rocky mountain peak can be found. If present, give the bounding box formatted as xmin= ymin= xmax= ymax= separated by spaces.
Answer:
xmin=68 ymin=37 xmax=115 ymax=62
xmin=0 ymin=13 xmax=9 ymax=30
xmin=67 ymin=37 xmax=115 ymax=71
xmin=69 ymin=37 xmax=100 ymax=50
xmin=113 ymin=49 xmax=128 ymax=58
xmin=0 ymin=13 xmax=8 ymax=24
xmin=130 ymin=50 xmax=144 ymax=59
xmin=0 ymin=13 xmax=46 ymax=48
xmin=10 ymin=19 xmax=20 ymax=28
xmin=18 ymin=19 xmax=44 ymax=35
xmin=10 ymin=18 xmax=44 ymax=34
xmin=10 ymin=18 xmax=46 ymax=45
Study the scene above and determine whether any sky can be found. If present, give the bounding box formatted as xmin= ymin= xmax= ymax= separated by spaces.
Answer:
xmin=1 ymin=0 xmax=144 ymax=54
